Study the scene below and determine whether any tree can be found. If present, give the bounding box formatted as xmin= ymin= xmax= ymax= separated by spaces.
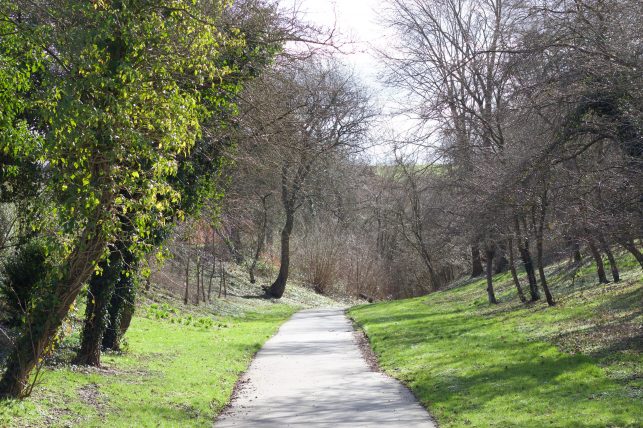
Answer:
xmin=381 ymin=0 xmax=527 ymax=292
xmin=72 ymin=0 xmax=285 ymax=366
xmin=236 ymin=59 xmax=373 ymax=298
xmin=0 ymin=0 xmax=246 ymax=398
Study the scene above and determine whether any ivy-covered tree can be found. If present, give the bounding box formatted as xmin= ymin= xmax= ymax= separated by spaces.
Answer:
xmin=0 ymin=0 xmax=247 ymax=398
xmin=72 ymin=0 xmax=284 ymax=367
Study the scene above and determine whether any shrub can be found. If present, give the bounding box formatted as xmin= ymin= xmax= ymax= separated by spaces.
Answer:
xmin=0 ymin=240 xmax=49 ymax=325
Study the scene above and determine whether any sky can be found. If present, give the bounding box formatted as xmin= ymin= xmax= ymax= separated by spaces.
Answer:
xmin=280 ymin=0 xmax=417 ymax=162
xmin=283 ymin=0 xmax=385 ymax=86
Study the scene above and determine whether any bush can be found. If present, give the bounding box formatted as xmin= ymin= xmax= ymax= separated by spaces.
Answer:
xmin=0 ymin=240 xmax=49 ymax=325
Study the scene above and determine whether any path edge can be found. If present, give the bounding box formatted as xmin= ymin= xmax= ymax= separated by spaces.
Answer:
xmin=345 ymin=309 xmax=441 ymax=428
xmin=214 ymin=309 xmax=299 ymax=423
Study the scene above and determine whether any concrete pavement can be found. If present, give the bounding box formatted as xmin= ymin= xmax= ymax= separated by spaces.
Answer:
xmin=215 ymin=308 xmax=436 ymax=427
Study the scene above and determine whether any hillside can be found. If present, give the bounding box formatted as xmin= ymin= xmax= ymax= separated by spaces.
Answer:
xmin=349 ymin=253 xmax=642 ymax=427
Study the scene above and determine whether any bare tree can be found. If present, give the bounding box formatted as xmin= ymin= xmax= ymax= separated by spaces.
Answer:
xmin=237 ymin=58 xmax=373 ymax=298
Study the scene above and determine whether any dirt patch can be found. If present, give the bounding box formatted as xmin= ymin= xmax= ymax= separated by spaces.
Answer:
xmin=352 ymin=325 xmax=381 ymax=372
xmin=78 ymin=382 xmax=108 ymax=419
xmin=79 ymin=383 xmax=102 ymax=405
xmin=218 ymin=356 xmax=260 ymax=417
xmin=67 ymin=364 xmax=123 ymax=376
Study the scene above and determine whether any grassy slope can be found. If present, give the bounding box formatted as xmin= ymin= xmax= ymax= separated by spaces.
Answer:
xmin=349 ymin=253 xmax=642 ymax=428
xmin=1 ymin=264 xmax=338 ymax=427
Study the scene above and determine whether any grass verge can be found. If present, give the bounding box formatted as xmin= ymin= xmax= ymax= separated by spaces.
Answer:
xmin=348 ymin=253 xmax=642 ymax=428
xmin=0 ymin=303 xmax=296 ymax=427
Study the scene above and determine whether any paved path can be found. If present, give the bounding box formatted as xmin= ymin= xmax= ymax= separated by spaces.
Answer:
xmin=215 ymin=308 xmax=436 ymax=427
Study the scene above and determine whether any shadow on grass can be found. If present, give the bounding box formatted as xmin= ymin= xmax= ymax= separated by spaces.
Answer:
xmin=350 ymin=284 xmax=642 ymax=427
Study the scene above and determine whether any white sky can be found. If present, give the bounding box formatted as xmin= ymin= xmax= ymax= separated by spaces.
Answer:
xmin=280 ymin=0 xmax=419 ymax=162
xmin=284 ymin=0 xmax=384 ymax=85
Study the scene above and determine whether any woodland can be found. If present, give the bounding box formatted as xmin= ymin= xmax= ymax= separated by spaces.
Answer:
xmin=0 ymin=0 xmax=640 ymax=419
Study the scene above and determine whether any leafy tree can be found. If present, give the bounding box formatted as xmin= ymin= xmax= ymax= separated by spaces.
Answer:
xmin=0 ymin=0 xmax=246 ymax=398
xmin=73 ymin=0 xmax=284 ymax=366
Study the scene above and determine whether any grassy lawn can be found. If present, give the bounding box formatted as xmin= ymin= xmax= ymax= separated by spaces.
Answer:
xmin=0 ymin=303 xmax=297 ymax=427
xmin=349 ymin=254 xmax=642 ymax=428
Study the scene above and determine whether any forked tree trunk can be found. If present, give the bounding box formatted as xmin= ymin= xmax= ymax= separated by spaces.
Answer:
xmin=74 ymin=249 xmax=121 ymax=366
xmin=485 ymin=246 xmax=498 ymax=304
xmin=268 ymin=210 xmax=294 ymax=299
xmin=470 ymin=244 xmax=484 ymax=278
xmin=586 ymin=235 xmax=609 ymax=284
xmin=102 ymin=251 xmax=136 ymax=351
xmin=507 ymin=238 xmax=526 ymax=303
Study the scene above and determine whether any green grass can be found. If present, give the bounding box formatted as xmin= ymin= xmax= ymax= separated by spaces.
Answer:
xmin=0 ymin=303 xmax=297 ymax=427
xmin=349 ymin=254 xmax=642 ymax=428
xmin=0 ymin=257 xmax=340 ymax=427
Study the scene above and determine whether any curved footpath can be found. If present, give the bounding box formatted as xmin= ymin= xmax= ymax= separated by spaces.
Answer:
xmin=215 ymin=308 xmax=436 ymax=427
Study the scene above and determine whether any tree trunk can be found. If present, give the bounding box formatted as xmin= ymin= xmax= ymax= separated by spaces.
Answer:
xmin=598 ymin=235 xmax=619 ymax=282
xmin=183 ymin=253 xmax=190 ymax=305
xmin=265 ymin=223 xmax=274 ymax=248
xmin=249 ymin=230 xmax=267 ymax=284
xmin=507 ymin=238 xmax=526 ymax=303
xmin=268 ymin=210 xmax=294 ymax=299
xmin=208 ymin=229 xmax=216 ymax=301
xmin=535 ymin=196 xmax=554 ymax=306
xmin=515 ymin=218 xmax=539 ymax=301
xmin=218 ymin=261 xmax=223 ymax=299
xmin=571 ymin=239 xmax=583 ymax=265
xmin=223 ymin=268 xmax=227 ymax=298
xmin=74 ymin=249 xmax=121 ymax=366
xmin=619 ymin=238 xmax=643 ymax=268
xmin=117 ymin=299 xmax=134 ymax=345
xmin=493 ymin=242 xmax=508 ymax=274
xmin=200 ymin=260 xmax=206 ymax=302
xmin=485 ymin=246 xmax=498 ymax=304
xmin=249 ymin=196 xmax=269 ymax=284
xmin=195 ymin=256 xmax=200 ymax=305
xmin=586 ymin=235 xmax=609 ymax=284
xmin=217 ymin=227 xmax=244 ymax=265
xmin=102 ymin=255 xmax=136 ymax=351
xmin=470 ymin=244 xmax=484 ymax=278
xmin=208 ymin=255 xmax=215 ymax=301
xmin=0 ymin=225 xmax=107 ymax=398
xmin=230 ymin=227 xmax=244 ymax=264
xmin=535 ymin=232 xmax=555 ymax=306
